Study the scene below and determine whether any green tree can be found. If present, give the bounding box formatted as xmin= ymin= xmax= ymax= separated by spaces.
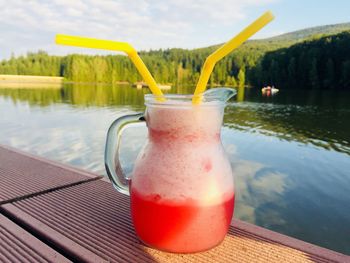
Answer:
xmin=309 ymin=58 xmax=320 ymax=89
xmin=226 ymin=75 xmax=237 ymax=87
xmin=324 ymin=58 xmax=335 ymax=88
xmin=269 ymin=59 xmax=280 ymax=86
xmin=287 ymin=57 xmax=297 ymax=88
xmin=2 ymin=31 xmax=350 ymax=90
xmin=341 ymin=60 xmax=350 ymax=87
xmin=237 ymin=68 xmax=245 ymax=87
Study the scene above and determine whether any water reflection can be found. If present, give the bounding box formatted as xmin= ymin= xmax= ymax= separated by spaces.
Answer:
xmin=221 ymin=127 xmax=350 ymax=254
xmin=0 ymin=86 xmax=63 ymax=106
xmin=0 ymin=84 xmax=349 ymax=155
xmin=231 ymin=159 xmax=287 ymax=225
xmin=222 ymin=134 xmax=288 ymax=226
xmin=0 ymin=84 xmax=148 ymax=109
xmin=224 ymin=101 xmax=350 ymax=155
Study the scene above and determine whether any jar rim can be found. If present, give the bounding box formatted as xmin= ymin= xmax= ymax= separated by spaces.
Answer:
xmin=144 ymin=93 xmax=226 ymax=108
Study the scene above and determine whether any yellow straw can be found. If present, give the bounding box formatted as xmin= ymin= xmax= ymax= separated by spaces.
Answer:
xmin=55 ymin=34 xmax=164 ymax=98
xmin=193 ymin=11 xmax=274 ymax=104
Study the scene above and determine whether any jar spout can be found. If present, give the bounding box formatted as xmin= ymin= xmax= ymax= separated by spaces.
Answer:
xmin=202 ymin=87 xmax=237 ymax=103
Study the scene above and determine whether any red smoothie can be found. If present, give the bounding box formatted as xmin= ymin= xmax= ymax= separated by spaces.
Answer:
xmin=131 ymin=188 xmax=234 ymax=253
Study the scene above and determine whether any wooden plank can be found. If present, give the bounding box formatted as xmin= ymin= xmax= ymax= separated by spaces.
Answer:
xmin=2 ymin=179 xmax=348 ymax=263
xmin=0 ymin=214 xmax=70 ymax=263
xmin=0 ymin=145 xmax=101 ymax=204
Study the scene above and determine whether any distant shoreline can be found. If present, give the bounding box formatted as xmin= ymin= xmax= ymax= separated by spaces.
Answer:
xmin=0 ymin=75 xmax=133 ymax=88
xmin=0 ymin=74 xmax=63 ymax=88
xmin=0 ymin=74 xmax=237 ymax=89
xmin=0 ymin=74 xmax=63 ymax=82
xmin=0 ymin=74 xmax=176 ymax=88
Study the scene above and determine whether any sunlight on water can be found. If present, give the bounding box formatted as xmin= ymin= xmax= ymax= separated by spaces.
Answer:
xmin=0 ymin=84 xmax=349 ymax=254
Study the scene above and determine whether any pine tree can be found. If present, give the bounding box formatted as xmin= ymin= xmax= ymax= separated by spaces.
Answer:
xmin=309 ymin=58 xmax=320 ymax=89
xmin=324 ymin=58 xmax=335 ymax=89
xmin=238 ymin=68 xmax=245 ymax=87
xmin=287 ymin=57 xmax=297 ymax=89
xmin=341 ymin=60 xmax=350 ymax=88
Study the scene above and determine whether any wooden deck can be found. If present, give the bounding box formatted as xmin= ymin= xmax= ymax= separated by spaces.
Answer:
xmin=0 ymin=145 xmax=348 ymax=262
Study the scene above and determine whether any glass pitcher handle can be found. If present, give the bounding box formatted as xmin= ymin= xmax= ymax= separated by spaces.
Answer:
xmin=105 ymin=113 xmax=145 ymax=195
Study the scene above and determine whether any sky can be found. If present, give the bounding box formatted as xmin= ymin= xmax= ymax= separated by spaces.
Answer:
xmin=1 ymin=0 xmax=350 ymax=59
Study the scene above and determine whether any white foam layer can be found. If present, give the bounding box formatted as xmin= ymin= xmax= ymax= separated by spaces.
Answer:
xmin=146 ymin=105 xmax=224 ymax=138
xmin=132 ymin=106 xmax=234 ymax=205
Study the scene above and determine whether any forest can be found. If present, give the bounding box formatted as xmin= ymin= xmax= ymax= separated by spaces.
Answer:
xmin=1 ymin=29 xmax=350 ymax=89
xmin=252 ymin=31 xmax=350 ymax=89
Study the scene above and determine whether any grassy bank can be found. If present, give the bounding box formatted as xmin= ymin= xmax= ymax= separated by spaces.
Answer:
xmin=0 ymin=74 xmax=63 ymax=88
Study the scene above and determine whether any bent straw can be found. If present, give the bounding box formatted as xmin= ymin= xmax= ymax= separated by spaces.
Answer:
xmin=193 ymin=11 xmax=274 ymax=104
xmin=55 ymin=34 xmax=164 ymax=98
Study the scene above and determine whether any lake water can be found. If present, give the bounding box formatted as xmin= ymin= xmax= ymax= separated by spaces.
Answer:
xmin=0 ymin=84 xmax=349 ymax=254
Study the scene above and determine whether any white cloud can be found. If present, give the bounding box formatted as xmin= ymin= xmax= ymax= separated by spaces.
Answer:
xmin=0 ymin=0 xmax=277 ymax=59
xmin=232 ymin=159 xmax=288 ymax=225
